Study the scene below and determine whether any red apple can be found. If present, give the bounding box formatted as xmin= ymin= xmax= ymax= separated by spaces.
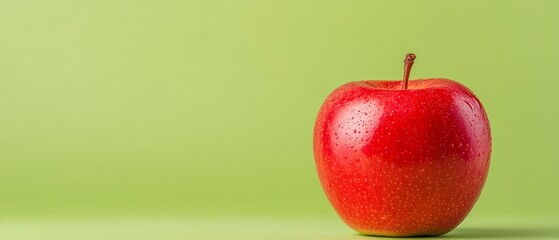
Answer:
xmin=313 ymin=54 xmax=491 ymax=237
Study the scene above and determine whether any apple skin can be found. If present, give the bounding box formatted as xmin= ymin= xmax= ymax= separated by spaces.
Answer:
xmin=313 ymin=79 xmax=491 ymax=237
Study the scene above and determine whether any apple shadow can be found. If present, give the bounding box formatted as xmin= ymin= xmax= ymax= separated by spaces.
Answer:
xmin=443 ymin=227 xmax=559 ymax=239
xmin=352 ymin=227 xmax=559 ymax=239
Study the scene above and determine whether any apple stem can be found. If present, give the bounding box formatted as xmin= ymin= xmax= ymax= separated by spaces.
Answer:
xmin=402 ymin=53 xmax=416 ymax=89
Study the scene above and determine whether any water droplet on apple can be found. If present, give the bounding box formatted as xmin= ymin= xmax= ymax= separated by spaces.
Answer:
xmin=464 ymin=100 xmax=475 ymax=111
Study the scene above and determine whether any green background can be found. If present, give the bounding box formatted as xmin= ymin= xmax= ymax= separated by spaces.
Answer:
xmin=1 ymin=0 xmax=558 ymax=239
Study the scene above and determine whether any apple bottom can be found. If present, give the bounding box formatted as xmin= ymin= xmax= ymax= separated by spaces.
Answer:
xmin=353 ymin=218 xmax=458 ymax=238
xmin=320 ymin=156 xmax=487 ymax=237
